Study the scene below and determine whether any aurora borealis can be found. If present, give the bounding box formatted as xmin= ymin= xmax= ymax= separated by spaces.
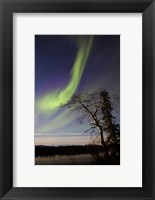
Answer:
xmin=37 ymin=36 xmax=93 ymax=111
xmin=35 ymin=35 xmax=120 ymax=145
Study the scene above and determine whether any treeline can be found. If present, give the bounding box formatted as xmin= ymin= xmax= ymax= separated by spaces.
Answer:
xmin=35 ymin=145 xmax=105 ymax=157
xmin=35 ymin=144 xmax=119 ymax=158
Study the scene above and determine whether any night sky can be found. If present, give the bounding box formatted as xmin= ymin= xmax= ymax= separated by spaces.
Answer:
xmin=35 ymin=35 xmax=120 ymax=142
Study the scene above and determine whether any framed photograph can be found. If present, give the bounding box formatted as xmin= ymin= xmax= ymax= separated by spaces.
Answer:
xmin=0 ymin=0 xmax=154 ymax=199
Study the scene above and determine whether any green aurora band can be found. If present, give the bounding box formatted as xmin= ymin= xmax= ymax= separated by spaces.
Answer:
xmin=37 ymin=36 xmax=94 ymax=112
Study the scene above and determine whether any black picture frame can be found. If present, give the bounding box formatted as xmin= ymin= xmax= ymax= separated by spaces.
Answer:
xmin=0 ymin=0 xmax=155 ymax=199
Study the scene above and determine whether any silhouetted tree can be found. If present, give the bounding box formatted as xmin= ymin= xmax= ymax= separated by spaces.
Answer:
xmin=100 ymin=90 xmax=120 ymax=145
xmin=65 ymin=90 xmax=119 ymax=145
xmin=66 ymin=93 xmax=106 ymax=146
xmin=64 ymin=90 xmax=120 ymax=164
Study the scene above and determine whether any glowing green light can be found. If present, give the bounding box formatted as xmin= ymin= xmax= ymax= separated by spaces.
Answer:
xmin=37 ymin=36 xmax=94 ymax=112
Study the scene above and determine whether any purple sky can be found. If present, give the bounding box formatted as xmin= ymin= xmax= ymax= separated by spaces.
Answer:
xmin=35 ymin=35 xmax=120 ymax=144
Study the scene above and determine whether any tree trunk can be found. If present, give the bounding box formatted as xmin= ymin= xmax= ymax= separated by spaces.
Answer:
xmin=99 ymin=126 xmax=111 ymax=164
xmin=99 ymin=126 xmax=105 ymax=146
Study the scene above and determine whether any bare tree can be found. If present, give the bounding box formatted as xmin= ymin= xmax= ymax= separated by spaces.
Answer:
xmin=65 ymin=90 xmax=119 ymax=148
